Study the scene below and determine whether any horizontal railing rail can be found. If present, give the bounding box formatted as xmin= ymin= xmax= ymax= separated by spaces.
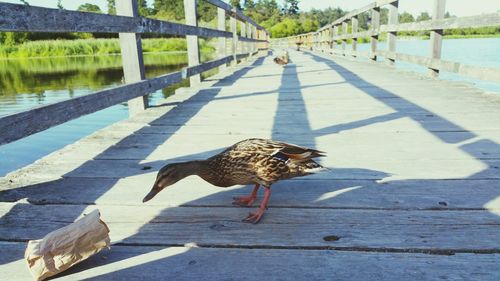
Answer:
xmin=0 ymin=0 xmax=269 ymax=145
xmin=0 ymin=2 xmax=266 ymax=42
xmin=273 ymin=0 xmax=500 ymax=84
xmin=0 ymin=53 xmax=258 ymax=145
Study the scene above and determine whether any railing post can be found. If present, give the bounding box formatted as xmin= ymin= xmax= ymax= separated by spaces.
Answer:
xmin=387 ymin=0 xmax=399 ymax=65
xmin=352 ymin=16 xmax=358 ymax=57
xmin=230 ymin=11 xmax=238 ymax=65
xmin=429 ymin=0 xmax=446 ymax=77
xmin=328 ymin=26 xmax=334 ymax=52
xmin=183 ymin=0 xmax=201 ymax=85
xmin=252 ymin=26 xmax=257 ymax=54
xmin=342 ymin=21 xmax=347 ymax=56
xmin=246 ymin=22 xmax=252 ymax=58
xmin=370 ymin=6 xmax=380 ymax=61
xmin=240 ymin=20 xmax=246 ymax=57
xmin=333 ymin=25 xmax=338 ymax=54
xmin=116 ymin=0 xmax=147 ymax=115
xmin=217 ymin=7 xmax=227 ymax=71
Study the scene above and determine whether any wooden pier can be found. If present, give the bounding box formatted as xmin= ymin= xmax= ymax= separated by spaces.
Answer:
xmin=1 ymin=0 xmax=500 ymax=280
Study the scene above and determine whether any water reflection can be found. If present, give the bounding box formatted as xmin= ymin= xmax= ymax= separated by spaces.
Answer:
xmin=0 ymin=51 xmax=213 ymax=175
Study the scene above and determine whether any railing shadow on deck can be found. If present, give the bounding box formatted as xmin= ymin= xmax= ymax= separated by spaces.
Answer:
xmin=42 ymin=51 xmax=500 ymax=278
xmin=0 ymin=55 xmax=273 ymax=266
xmin=1 ymin=51 xmax=499 ymax=279
xmin=302 ymin=50 xmax=500 ymax=178
xmin=31 ymin=51 xmax=393 ymax=280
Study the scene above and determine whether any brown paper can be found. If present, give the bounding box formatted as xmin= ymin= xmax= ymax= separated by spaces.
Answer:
xmin=24 ymin=209 xmax=110 ymax=281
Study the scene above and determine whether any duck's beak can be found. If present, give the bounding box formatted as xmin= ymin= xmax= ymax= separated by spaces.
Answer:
xmin=142 ymin=188 xmax=158 ymax=203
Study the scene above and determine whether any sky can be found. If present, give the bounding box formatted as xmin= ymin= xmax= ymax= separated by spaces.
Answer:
xmin=2 ymin=0 xmax=499 ymax=17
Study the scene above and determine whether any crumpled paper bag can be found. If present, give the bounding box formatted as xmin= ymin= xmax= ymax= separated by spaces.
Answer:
xmin=24 ymin=209 xmax=110 ymax=281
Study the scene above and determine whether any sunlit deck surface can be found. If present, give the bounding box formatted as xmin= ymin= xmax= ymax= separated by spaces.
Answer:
xmin=1 ymin=50 xmax=499 ymax=280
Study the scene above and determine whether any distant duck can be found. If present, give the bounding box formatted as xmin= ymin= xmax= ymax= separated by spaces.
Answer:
xmin=143 ymin=138 xmax=325 ymax=223
xmin=273 ymin=51 xmax=289 ymax=66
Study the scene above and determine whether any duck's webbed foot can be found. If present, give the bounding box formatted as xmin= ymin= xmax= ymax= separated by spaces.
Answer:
xmin=232 ymin=184 xmax=259 ymax=207
xmin=243 ymin=186 xmax=271 ymax=224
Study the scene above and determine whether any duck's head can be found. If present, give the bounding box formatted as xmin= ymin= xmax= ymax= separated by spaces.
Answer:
xmin=142 ymin=163 xmax=186 ymax=203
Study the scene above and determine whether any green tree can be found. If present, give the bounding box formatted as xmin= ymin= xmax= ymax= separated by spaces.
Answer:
xmin=77 ymin=3 xmax=102 ymax=13
xmin=301 ymin=18 xmax=319 ymax=33
xmin=284 ymin=0 xmax=299 ymax=16
xmin=107 ymin=0 xmax=116 ymax=15
xmin=154 ymin=0 xmax=184 ymax=20
xmin=416 ymin=11 xmax=431 ymax=21
xmin=399 ymin=11 xmax=415 ymax=23
xmin=57 ymin=0 xmax=64 ymax=9
xmin=270 ymin=17 xmax=301 ymax=38
xmin=230 ymin=0 xmax=242 ymax=10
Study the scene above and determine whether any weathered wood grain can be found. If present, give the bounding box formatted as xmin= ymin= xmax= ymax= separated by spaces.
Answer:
xmin=1 ymin=177 xmax=499 ymax=210
xmin=1 ymin=203 xmax=499 ymax=250
xmin=375 ymin=50 xmax=500 ymax=83
xmin=1 ymin=242 xmax=499 ymax=281
xmin=184 ymin=0 xmax=201 ymax=85
xmin=0 ymin=2 xmax=267 ymax=40
xmin=117 ymin=0 xmax=148 ymax=114
xmin=381 ymin=12 xmax=500 ymax=33
xmin=0 ymin=52 xmax=261 ymax=145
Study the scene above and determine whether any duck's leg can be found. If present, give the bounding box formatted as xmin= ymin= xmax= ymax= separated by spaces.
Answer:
xmin=232 ymin=184 xmax=260 ymax=207
xmin=243 ymin=186 xmax=271 ymax=224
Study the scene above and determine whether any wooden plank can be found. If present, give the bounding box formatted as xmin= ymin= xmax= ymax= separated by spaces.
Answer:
xmin=2 ymin=177 xmax=499 ymax=210
xmin=117 ymin=0 xmax=148 ymax=115
xmin=184 ymin=0 xmax=201 ymax=85
xmin=370 ymin=7 xmax=380 ymax=61
xmin=217 ymin=7 xmax=227 ymax=71
xmin=1 ymin=242 xmax=499 ymax=281
xmin=387 ymin=0 xmax=398 ymax=65
xmin=182 ymin=56 xmax=233 ymax=78
xmin=0 ymin=49 xmax=264 ymax=145
xmin=0 ymin=2 xmax=267 ymax=40
xmin=375 ymin=51 xmax=500 ymax=83
xmin=351 ymin=16 xmax=358 ymax=55
xmin=0 ymin=71 xmax=180 ymax=145
xmin=428 ymin=0 xmax=446 ymax=77
xmin=230 ymin=13 xmax=238 ymax=65
xmin=381 ymin=12 xmax=500 ymax=32
xmin=341 ymin=22 xmax=347 ymax=55
xmin=1 ymin=203 xmax=499 ymax=250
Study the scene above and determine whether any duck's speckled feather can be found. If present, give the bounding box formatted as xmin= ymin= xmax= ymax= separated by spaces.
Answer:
xmin=202 ymin=138 xmax=325 ymax=187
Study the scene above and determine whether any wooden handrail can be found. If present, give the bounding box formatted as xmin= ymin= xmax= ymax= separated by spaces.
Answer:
xmin=0 ymin=2 xmax=266 ymax=42
xmin=0 ymin=0 xmax=268 ymax=145
xmin=274 ymin=0 xmax=499 ymax=83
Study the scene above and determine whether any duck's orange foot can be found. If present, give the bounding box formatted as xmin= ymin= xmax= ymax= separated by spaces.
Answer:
xmin=232 ymin=184 xmax=260 ymax=207
xmin=242 ymin=208 xmax=265 ymax=224
xmin=232 ymin=195 xmax=256 ymax=207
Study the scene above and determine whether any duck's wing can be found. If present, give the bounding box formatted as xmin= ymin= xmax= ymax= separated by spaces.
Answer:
xmin=275 ymin=142 xmax=326 ymax=160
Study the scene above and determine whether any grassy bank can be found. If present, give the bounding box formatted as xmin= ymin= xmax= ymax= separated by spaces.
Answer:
xmin=0 ymin=38 xmax=215 ymax=59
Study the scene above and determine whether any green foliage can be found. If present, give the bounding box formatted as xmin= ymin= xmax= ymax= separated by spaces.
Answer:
xmin=230 ymin=0 xmax=242 ymax=10
xmin=0 ymin=38 xmax=214 ymax=59
xmin=399 ymin=12 xmax=415 ymax=23
xmin=107 ymin=0 xmax=116 ymax=15
xmin=283 ymin=0 xmax=299 ymax=16
xmin=416 ymin=11 xmax=431 ymax=22
xmin=77 ymin=3 xmax=102 ymax=13
xmin=270 ymin=18 xmax=302 ymax=38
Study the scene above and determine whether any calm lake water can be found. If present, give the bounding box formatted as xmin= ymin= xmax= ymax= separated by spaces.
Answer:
xmin=1 ymin=38 xmax=499 ymax=176
xmin=0 ymin=52 xmax=198 ymax=176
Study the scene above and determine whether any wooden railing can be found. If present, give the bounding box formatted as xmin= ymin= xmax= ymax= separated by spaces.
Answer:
xmin=0 ymin=0 xmax=269 ymax=145
xmin=273 ymin=0 xmax=500 ymax=83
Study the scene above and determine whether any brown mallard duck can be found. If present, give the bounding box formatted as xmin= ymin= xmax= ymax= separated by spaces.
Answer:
xmin=143 ymin=138 xmax=325 ymax=223
xmin=273 ymin=51 xmax=289 ymax=66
